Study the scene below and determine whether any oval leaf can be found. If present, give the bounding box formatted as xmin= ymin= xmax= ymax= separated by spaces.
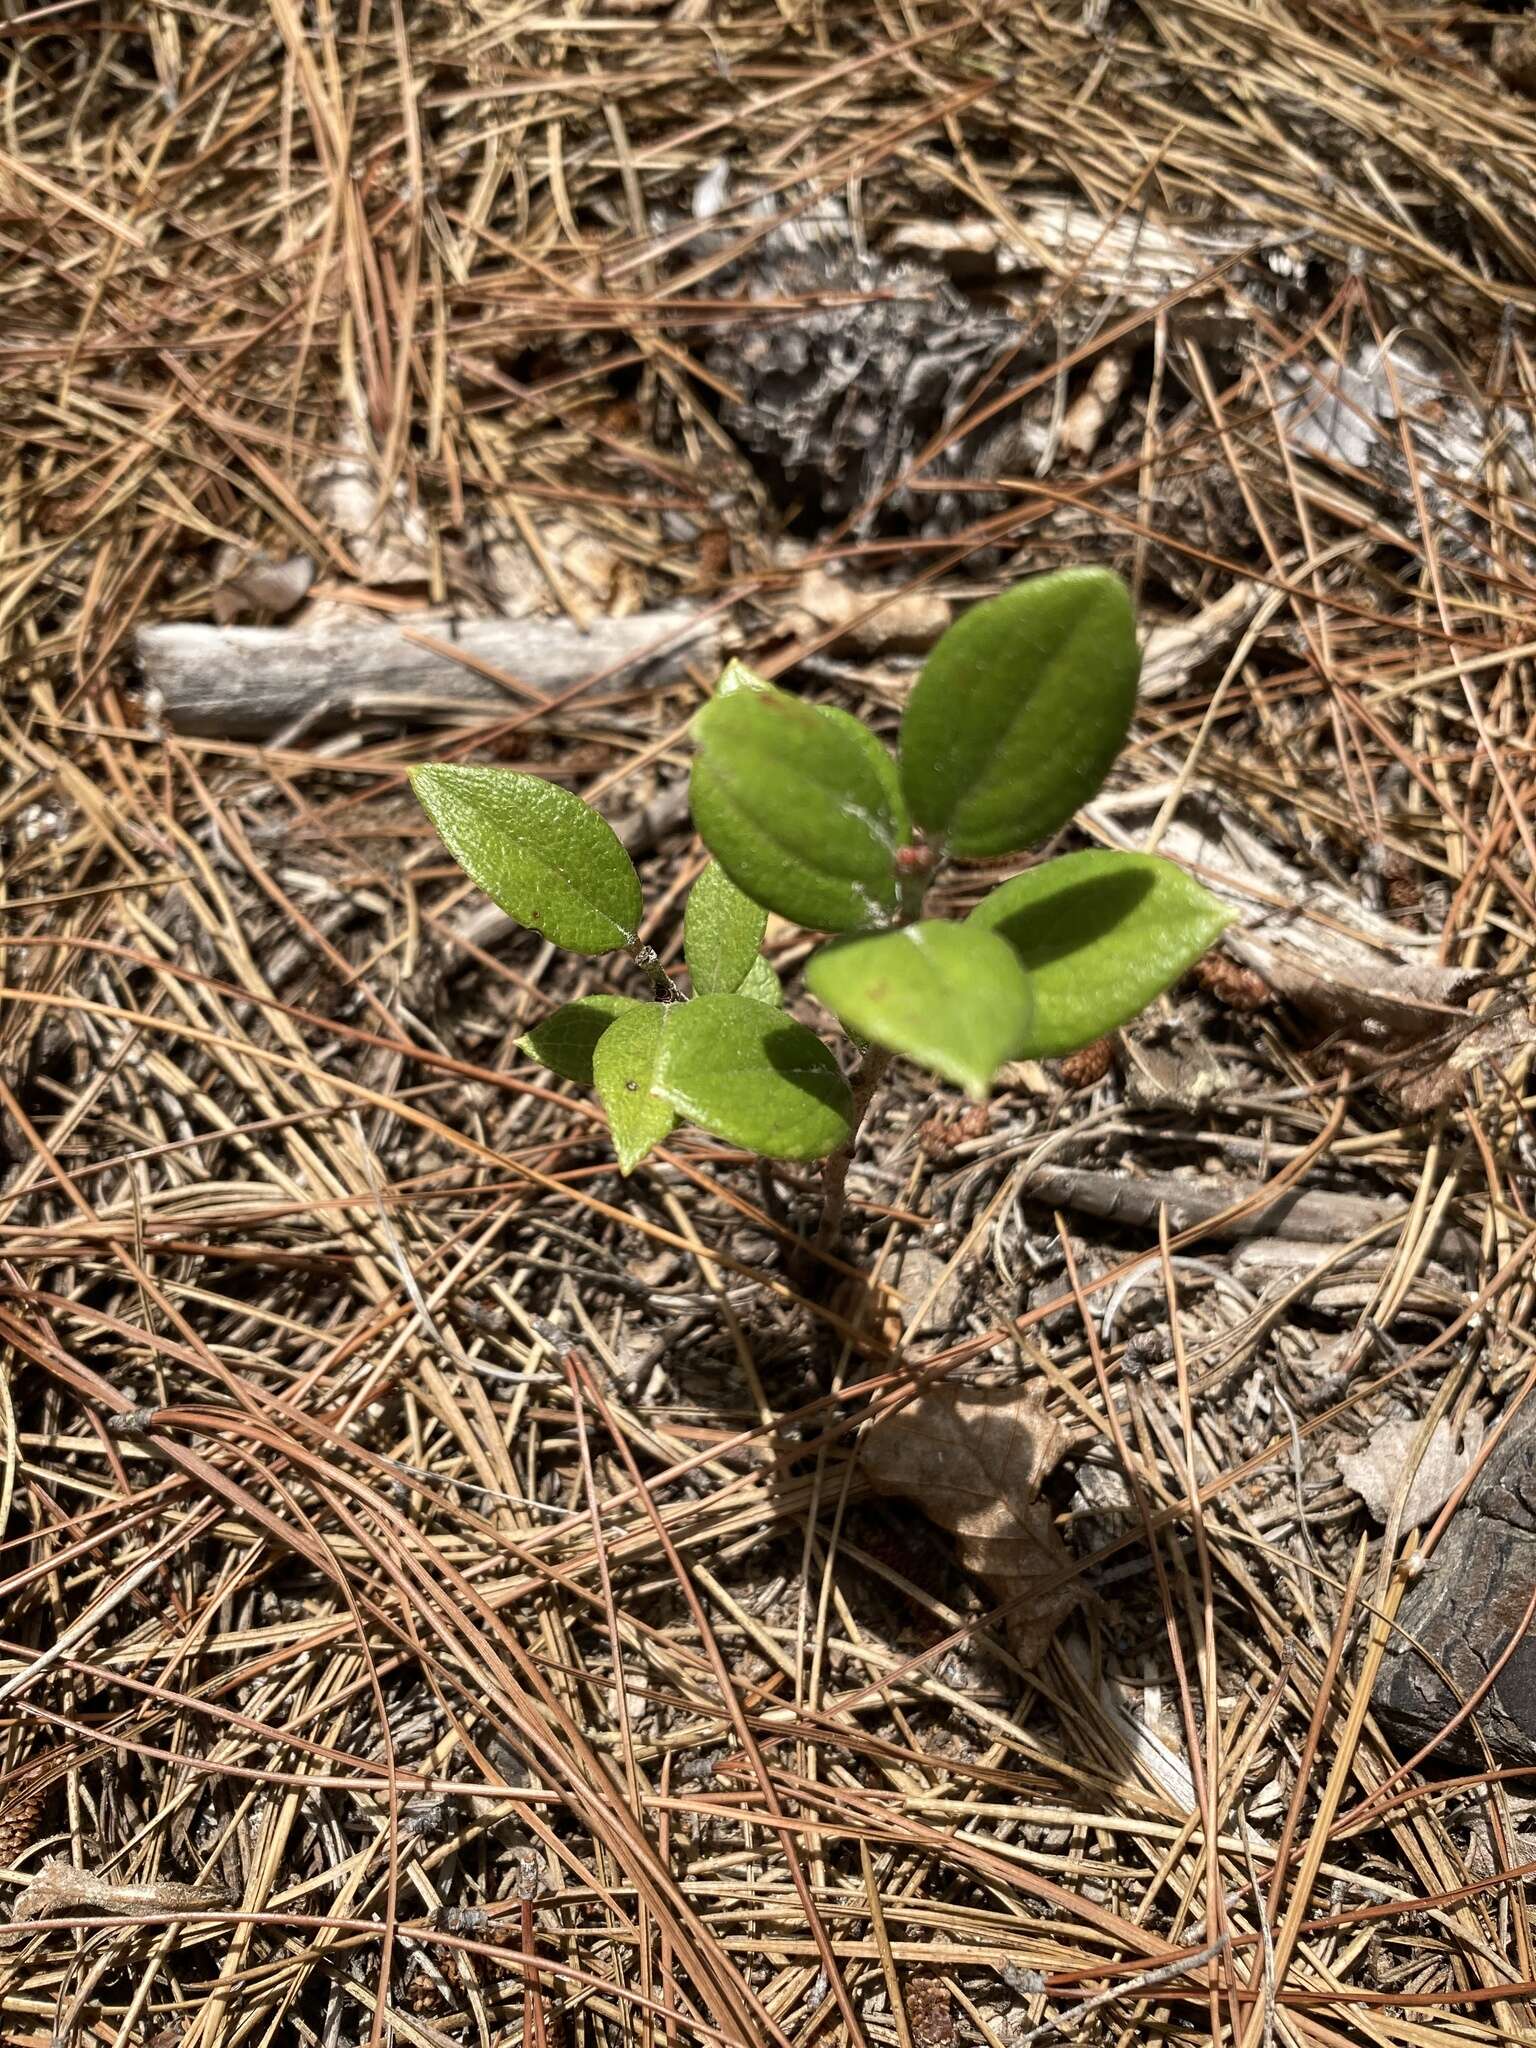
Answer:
xmin=806 ymin=921 xmax=1034 ymax=1100
xmin=969 ymin=850 xmax=1231 ymax=1058
xmin=592 ymin=1004 xmax=678 ymax=1173
xmin=691 ymin=690 xmax=908 ymax=932
xmin=518 ymin=994 xmax=639 ymax=1086
xmin=736 ymin=954 xmax=782 ymax=1007
xmin=817 ymin=699 xmax=910 ymax=831
xmin=684 ymin=861 xmax=768 ymax=995
xmin=411 ymin=763 xmax=642 ymax=955
xmin=652 ymin=994 xmax=853 ymax=1161
xmin=898 ymin=568 xmax=1139 ymax=858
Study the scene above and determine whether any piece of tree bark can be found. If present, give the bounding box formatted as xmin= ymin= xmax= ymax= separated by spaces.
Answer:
xmin=1374 ymin=1401 xmax=1536 ymax=1768
xmin=137 ymin=607 xmax=719 ymax=738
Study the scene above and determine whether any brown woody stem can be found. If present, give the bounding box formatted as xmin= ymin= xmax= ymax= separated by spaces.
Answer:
xmin=627 ymin=941 xmax=683 ymax=1002
xmin=815 ymin=1045 xmax=893 ymax=1251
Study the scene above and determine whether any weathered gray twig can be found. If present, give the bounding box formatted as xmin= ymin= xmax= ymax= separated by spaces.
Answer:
xmin=1021 ymin=1160 xmax=1472 ymax=1254
xmin=137 ymin=607 xmax=718 ymax=737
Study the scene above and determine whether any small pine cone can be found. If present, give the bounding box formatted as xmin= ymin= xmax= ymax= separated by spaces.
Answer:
xmin=0 ymin=1782 xmax=48 ymax=1866
xmin=917 ymin=1104 xmax=990 ymax=1158
xmin=906 ymin=1973 xmax=956 ymax=2048
xmin=693 ymin=529 xmax=732 ymax=585
xmin=403 ymin=1967 xmax=449 ymax=2017
xmin=1382 ymin=850 xmax=1420 ymax=912
xmin=1191 ymin=950 xmax=1270 ymax=1011
xmin=1055 ymin=1035 xmax=1116 ymax=1089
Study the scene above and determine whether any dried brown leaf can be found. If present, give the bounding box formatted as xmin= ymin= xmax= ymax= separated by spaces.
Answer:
xmin=862 ymin=1382 xmax=1079 ymax=1665
xmin=1339 ymin=1414 xmax=1486 ymax=1527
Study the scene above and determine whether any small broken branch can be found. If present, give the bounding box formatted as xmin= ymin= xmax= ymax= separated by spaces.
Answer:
xmin=137 ymin=606 xmax=719 ymax=737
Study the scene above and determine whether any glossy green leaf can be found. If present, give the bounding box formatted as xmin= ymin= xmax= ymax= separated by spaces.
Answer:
xmin=737 ymin=954 xmax=782 ymax=1007
xmin=898 ymin=568 xmax=1140 ymax=857
xmin=806 ymin=921 xmax=1034 ymax=1100
xmin=651 ymin=994 xmax=853 ymax=1161
xmin=691 ymin=690 xmax=908 ymax=932
xmin=969 ymin=849 xmax=1231 ymax=1058
xmin=684 ymin=861 xmax=768 ymax=995
xmin=411 ymin=763 xmax=642 ymax=955
xmin=518 ymin=995 xmax=639 ymax=1086
xmin=592 ymin=1004 xmax=678 ymax=1173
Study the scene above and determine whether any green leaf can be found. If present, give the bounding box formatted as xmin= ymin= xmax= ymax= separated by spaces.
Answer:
xmin=691 ymin=690 xmax=909 ymax=932
xmin=817 ymin=700 xmax=911 ymax=834
xmin=806 ymin=921 xmax=1034 ymax=1100
xmin=410 ymin=763 xmax=643 ymax=956
xmin=651 ymin=994 xmax=853 ymax=1160
xmin=736 ymin=954 xmax=782 ymax=1007
xmin=592 ymin=1005 xmax=678 ymax=1173
xmin=684 ymin=861 xmax=769 ymax=995
xmin=898 ymin=568 xmax=1140 ymax=858
xmin=715 ymin=657 xmax=773 ymax=698
xmin=518 ymin=995 xmax=640 ymax=1086
xmin=969 ymin=850 xmax=1231 ymax=1058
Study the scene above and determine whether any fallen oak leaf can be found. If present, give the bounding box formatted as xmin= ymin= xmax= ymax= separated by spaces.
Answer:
xmin=861 ymin=1381 xmax=1080 ymax=1667
xmin=863 ymin=1381 xmax=1073 ymax=1523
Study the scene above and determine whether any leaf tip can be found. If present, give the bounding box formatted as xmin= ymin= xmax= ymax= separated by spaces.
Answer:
xmin=715 ymin=657 xmax=772 ymax=699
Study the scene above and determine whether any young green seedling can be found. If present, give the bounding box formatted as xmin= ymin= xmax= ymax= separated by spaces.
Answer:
xmin=410 ymin=568 xmax=1232 ymax=1229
